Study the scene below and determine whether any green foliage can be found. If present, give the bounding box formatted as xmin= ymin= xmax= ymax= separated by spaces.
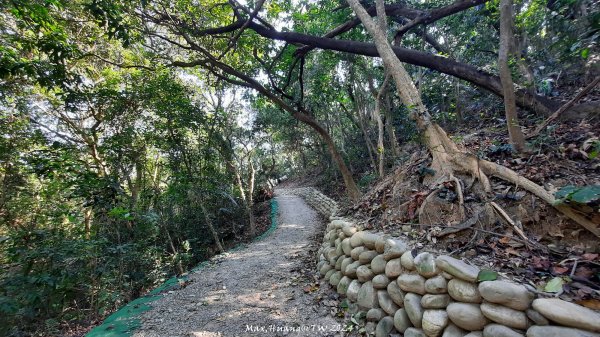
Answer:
xmin=358 ymin=172 xmax=378 ymax=188
xmin=0 ymin=66 xmax=258 ymax=335
xmin=478 ymin=269 xmax=499 ymax=281
xmin=544 ymin=276 xmax=566 ymax=293
xmin=588 ymin=140 xmax=600 ymax=159
xmin=554 ymin=185 xmax=600 ymax=205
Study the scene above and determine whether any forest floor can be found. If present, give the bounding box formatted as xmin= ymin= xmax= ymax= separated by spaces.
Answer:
xmin=130 ymin=190 xmax=345 ymax=337
xmin=343 ymin=118 xmax=600 ymax=307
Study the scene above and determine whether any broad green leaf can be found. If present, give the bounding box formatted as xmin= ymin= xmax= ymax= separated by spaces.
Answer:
xmin=478 ymin=269 xmax=498 ymax=281
xmin=555 ymin=185 xmax=577 ymax=199
xmin=582 ymin=48 xmax=590 ymax=59
xmin=570 ymin=185 xmax=600 ymax=204
xmin=544 ymin=277 xmax=565 ymax=293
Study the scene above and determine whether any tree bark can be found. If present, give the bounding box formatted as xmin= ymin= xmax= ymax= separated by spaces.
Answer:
xmin=383 ymin=94 xmax=401 ymax=158
xmin=499 ymin=0 xmax=527 ymax=152
xmin=200 ymin=203 xmax=225 ymax=253
xmin=230 ymin=160 xmax=256 ymax=237
xmin=346 ymin=0 xmax=600 ymax=237
xmin=247 ymin=160 xmax=256 ymax=237
xmin=349 ymin=84 xmax=378 ymax=171
xmin=367 ymin=72 xmax=390 ymax=177
xmin=246 ymin=22 xmax=554 ymax=115
xmin=293 ymin=110 xmax=362 ymax=201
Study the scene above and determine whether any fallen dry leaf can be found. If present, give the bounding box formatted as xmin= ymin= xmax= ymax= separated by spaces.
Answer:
xmin=506 ymin=247 xmax=520 ymax=256
xmin=577 ymin=299 xmax=600 ymax=310
xmin=547 ymin=225 xmax=564 ymax=237
xmin=575 ymin=266 xmax=595 ymax=279
xmin=499 ymin=236 xmax=511 ymax=244
xmin=582 ymin=253 xmax=599 ymax=261
xmin=532 ymin=256 xmax=551 ymax=270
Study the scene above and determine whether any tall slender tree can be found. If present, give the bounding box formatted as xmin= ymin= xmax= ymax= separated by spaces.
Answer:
xmin=498 ymin=0 xmax=527 ymax=152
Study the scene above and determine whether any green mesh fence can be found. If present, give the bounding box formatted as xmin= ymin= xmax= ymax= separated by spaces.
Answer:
xmin=86 ymin=198 xmax=279 ymax=337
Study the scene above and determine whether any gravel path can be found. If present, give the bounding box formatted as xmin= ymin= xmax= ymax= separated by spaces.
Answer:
xmin=133 ymin=190 xmax=342 ymax=337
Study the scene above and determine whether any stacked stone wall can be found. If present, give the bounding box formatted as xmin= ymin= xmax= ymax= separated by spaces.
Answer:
xmin=317 ymin=218 xmax=600 ymax=337
xmin=279 ymin=187 xmax=338 ymax=217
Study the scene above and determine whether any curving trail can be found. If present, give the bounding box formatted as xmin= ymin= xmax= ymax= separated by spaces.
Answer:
xmin=132 ymin=190 xmax=342 ymax=337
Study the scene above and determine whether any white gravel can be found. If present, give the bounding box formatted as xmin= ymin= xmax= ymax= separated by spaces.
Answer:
xmin=133 ymin=190 xmax=343 ymax=337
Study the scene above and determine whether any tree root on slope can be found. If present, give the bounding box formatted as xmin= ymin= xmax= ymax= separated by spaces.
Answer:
xmin=420 ymin=123 xmax=600 ymax=238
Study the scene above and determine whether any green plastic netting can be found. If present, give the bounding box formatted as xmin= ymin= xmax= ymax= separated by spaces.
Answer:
xmin=86 ymin=198 xmax=279 ymax=337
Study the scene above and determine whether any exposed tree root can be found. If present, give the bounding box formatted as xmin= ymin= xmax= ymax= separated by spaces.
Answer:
xmin=424 ymin=124 xmax=492 ymax=192
xmin=423 ymin=123 xmax=600 ymax=238
xmin=346 ymin=0 xmax=599 ymax=238
xmin=479 ymin=159 xmax=600 ymax=237
xmin=450 ymin=174 xmax=465 ymax=221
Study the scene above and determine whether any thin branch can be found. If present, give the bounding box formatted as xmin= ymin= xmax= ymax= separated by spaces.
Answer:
xmin=295 ymin=0 xmax=487 ymax=57
xmin=527 ymin=76 xmax=600 ymax=138
xmin=81 ymin=53 xmax=156 ymax=71
xmin=406 ymin=222 xmax=541 ymax=248
xmin=394 ymin=0 xmax=489 ymax=40
xmin=219 ymin=0 xmax=267 ymax=58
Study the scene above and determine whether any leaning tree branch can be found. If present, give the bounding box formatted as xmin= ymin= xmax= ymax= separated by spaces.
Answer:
xmin=295 ymin=0 xmax=488 ymax=57
xmin=295 ymin=4 xmax=420 ymax=57
xmin=148 ymin=3 xmax=558 ymax=115
xmin=219 ymin=0 xmax=267 ymax=58
xmin=147 ymin=2 xmax=557 ymax=115
xmin=246 ymin=21 xmax=553 ymax=115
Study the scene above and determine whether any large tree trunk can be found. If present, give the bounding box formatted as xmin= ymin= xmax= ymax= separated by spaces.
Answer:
xmin=346 ymin=0 xmax=600 ymax=237
xmin=499 ymin=0 xmax=527 ymax=152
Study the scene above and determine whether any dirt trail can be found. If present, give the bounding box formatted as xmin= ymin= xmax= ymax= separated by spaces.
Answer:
xmin=133 ymin=190 xmax=342 ymax=337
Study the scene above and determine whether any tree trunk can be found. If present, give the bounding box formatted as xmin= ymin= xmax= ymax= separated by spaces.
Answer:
xmin=376 ymin=103 xmax=385 ymax=177
xmin=374 ymin=0 xmax=388 ymax=177
xmin=346 ymin=0 xmax=600 ymax=237
xmin=359 ymin=112 xmax=378 ymax=171
xmin=200 ymin=204 xmax=225 ymax=253
xmin=84 ymin=208 xmax=93 ymax=239
xmin=247 ymin=161 xmax=256 ymax=237
xmin=130 ymin=158 xmax=143 ymax=211
xmin=293 ymin=110 xmax=362 ymax=201
xmin=455 ymin=80 xmax=464 ymax=124
xmin=232 ymin=161 xmax=255 ymax=236
xmin=369 ymin=74 xmax=390 ymax=177
xmin=353 ymin=92 xmax=378 ymax=171
xmin=499 ymin=0 xmax=527 ymax=152
xmin=383 ymin=92 xmax=402 ymax=158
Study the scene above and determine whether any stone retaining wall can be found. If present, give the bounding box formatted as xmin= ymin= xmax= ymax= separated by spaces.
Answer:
xmin=279 ymin=187 xmax=338 ymax=217
xmin=317 ymin=218 xmax=600 ymax=337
